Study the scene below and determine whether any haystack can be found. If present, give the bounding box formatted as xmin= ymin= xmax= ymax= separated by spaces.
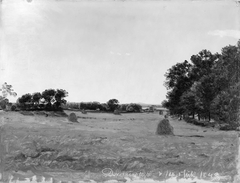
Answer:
xmin=114 ymin=109 xmax=121 ymax=115
xmin=68 ymin=113 xmax=78 ymax=122
xmin=81 ymin=110 xmax=87 ymax=114
xmin=156 ymin=116 xmax=174 ymax=135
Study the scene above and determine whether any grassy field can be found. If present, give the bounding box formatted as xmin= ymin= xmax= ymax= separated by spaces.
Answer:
xmin=0 ymin=111 xmax=238 ymax=183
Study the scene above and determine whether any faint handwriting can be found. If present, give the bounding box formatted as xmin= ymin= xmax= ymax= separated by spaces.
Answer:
xmin=102 ymin=168 xmax=226 ymax=181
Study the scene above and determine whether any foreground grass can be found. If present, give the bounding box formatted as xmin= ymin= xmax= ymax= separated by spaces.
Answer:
xmin=0 ymin=111 xmax=238 ymax=182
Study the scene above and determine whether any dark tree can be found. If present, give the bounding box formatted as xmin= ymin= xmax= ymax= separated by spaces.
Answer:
xmin=164 ymin=60 xmax=192 ymax=115
xmin=17 ymin=93 xmax=33 ymax=110
xmin=126 ymin=103 xmax=142 ymax=112
xmin=180 ymin=90 xmax=199 ymax=119
xmin=107 ymin=99 xmax=119 ymax=112
xmin=32 ymin=92 xmax=42 ymax=109
xmin=99 ymin=103 xmax=109 ymax=111
xmin=119 ymin=104 xmax=128 ymax=112
xmin=189 ymin=50 xmax=219 ymax=82
xmin=54 ymin=89 xmax=68 ymax=110
xmin=41 ymin=89 xmax=56 ymax=110
xmin=18 ymin=89 xmax=68 ymax=111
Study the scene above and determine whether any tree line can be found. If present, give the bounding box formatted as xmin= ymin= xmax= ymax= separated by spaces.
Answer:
xmin=162 ymin=40 xmax=240 ymax=128
xmin=64 ymin=99 xmax=143 ymax=113
xmin=11 ymin=90 xmax=142 ymax=113
xmin=0 ymin=84 xmax=143 ymax=113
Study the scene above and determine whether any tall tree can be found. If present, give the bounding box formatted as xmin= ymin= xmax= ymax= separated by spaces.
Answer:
xmin=0 ymin=82 xmax=17 ymax=98
xmin=0 ymin=82 xmax=17 ymax=109
xmin=54 ymin=89 xmax=68 ymax=109
xmin=189 ymin=50 xmax=219 ymax=81
xmin=32 ymin=92 xmax=42 ymax=106
xmin=41 ymin=89 xmax=56 ymax=110
xmin=210 ymin=40 xmax=240 ymax=126
xmin=180 ymin=90 xmax=199 ymax=119
xmin=17 ymin=93 xmax=33 ymax=110
xmin=164 ymin=60 xmax=192 ymax=89
xmin=164 ymin=60 xmax=192 ymax=114
xmin=215 ymin=43 xmax=240 ymax=89
xmin=193 ymin=74 xmax=218 ymax=121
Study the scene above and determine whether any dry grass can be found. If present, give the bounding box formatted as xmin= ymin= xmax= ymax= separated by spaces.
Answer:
xmin=0 ymin=111 xmax=238 ymax=182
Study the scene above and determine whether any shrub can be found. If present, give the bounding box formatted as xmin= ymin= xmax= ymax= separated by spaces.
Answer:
xmin=0 ymin=98 xmax=7 ymax=110
xmin=219 ymin=123 xmax=239 ymax=131
xmin=11 ymin=105 xmax=17 ymax=111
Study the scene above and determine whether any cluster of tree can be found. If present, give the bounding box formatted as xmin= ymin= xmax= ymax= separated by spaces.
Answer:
xmin=16 ymin=89 xmax=68 ymax=111
xmin=118 ymin=103 xmax=142 ymax=112
xmin=163 ymin=40 xmax=240 ymax=128
xmin=65 ymin=99 xmax=142 ymax=113
xmin=80 ymin=101 xmax=109 ymax=111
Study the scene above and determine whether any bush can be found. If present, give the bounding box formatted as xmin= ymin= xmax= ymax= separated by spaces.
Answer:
xmin=219 ymin=123 xmax=239 ymax=131
xmin=184 ymin=117 xmax=195 ymax=124
xmin=11 ymin=105 xmax=17 ymax=111
xmin=219 ymin=124 xmax=234 ymax=131
xmin=119 ymin=103 xmax=142 ymax=113
xmin=184 ymin=117 xmax=209 ymax=127
xmin=0 ymin=98 xmax=8 ymax=110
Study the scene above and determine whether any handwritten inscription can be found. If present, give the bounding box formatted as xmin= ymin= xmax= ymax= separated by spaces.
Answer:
xmin=102 ymin=168 xmax=225 ymax=181
xmin=159 ymin=170 xmax=220 ymax=180
xmin=102 ymin=168 xmax=152 ymax=179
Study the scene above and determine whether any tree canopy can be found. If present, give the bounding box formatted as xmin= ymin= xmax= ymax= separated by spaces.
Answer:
xmin=0 ymin=82 xmax=17 ymax=109
xmin=17 ymin=89 xmax=68 ymax=111
xmin=163 ymin=40 xmax=240 ymax=128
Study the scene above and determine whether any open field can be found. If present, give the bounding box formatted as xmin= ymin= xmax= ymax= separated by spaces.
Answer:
xmin=0 ymin=111 xmax=238 ymax=183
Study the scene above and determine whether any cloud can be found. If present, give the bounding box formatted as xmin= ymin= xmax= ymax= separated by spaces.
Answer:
xmin=208 ymin=30 xmax=240 ymax=39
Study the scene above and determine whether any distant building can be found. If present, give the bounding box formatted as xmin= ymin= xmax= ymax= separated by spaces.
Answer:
xmin=142 ymin=106 xmax=168 ymax=114
xmin=155 ymin=107 xmax=169 ymax=115
xmin=142 ymin=107 xmax=154 ymax=112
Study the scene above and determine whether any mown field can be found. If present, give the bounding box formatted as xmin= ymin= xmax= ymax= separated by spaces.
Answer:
xmin=0 ymin=111 xmax=238 ymax=183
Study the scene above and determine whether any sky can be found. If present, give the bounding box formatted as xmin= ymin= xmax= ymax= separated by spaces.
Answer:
xmin=0 ymin=0 xmax=240 ymax=104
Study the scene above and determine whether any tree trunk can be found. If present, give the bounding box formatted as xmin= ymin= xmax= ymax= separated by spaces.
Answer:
xmin=192 ymin=112 xmax=195 ymax=119
xmin=198 ymin=113 xmax=200 ymax=121
xmin=208 ymin=111 xmax=211 ymax=122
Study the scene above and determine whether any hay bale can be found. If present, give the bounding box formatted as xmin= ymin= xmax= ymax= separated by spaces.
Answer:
xmin=114 ymin=109 xmax=121 ymax=115
xmin=156 ymin=118 xmax=174 ymax=136
xmin=68 ymin=113 xmax=78 ymax=122
xmin=81 ymin=110 xmax=87 ymax=114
